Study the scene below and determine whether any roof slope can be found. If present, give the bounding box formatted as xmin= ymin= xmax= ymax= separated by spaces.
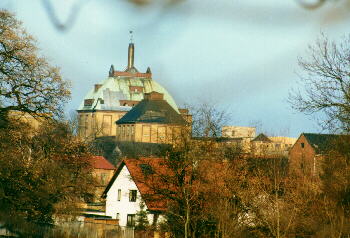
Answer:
xmin=252 ymin=133 xmax=272 ymax=142
xmin=89 ymin=156 xmax=116 ymax=170
xmin=116 ymin=96 xmax=186 ymax=125
xmin=103 ymin=158 xmax=172 ymax=211
xmin=303 ymin=133 xmax=341 ymax=154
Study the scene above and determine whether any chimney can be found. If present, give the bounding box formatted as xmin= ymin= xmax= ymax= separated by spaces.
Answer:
xmin=94 ymin=84 xmax=102 ymax=92
xmin=144 ymin=92 xmax=164 ymax=100
xmin=127 ymin=43 xmax=134 ymax=70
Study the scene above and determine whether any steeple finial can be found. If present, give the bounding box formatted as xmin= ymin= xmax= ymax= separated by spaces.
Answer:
xmin=129 ymin=30 xmax=133 ymax=43
xmin=127 ymin=30 xmax=135 ymax=70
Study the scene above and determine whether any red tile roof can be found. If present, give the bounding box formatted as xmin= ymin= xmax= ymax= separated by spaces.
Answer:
xmin=103 ymin=157 xmax=172 ymax=212
xmin=89 ymin=156 xmax=115 ymax=170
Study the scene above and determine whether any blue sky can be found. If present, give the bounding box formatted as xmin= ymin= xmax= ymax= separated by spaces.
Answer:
xmin=2 ymin=0 xmax=350 ymax=137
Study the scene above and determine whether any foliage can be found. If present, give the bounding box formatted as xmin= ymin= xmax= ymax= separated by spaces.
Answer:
xmin=0 ymin=10 xmax=70 ymax=126
xmin=0 ymin=119 xmax=95 ymax=237
xmin=135 ymin=201 xmax=150 ymax=231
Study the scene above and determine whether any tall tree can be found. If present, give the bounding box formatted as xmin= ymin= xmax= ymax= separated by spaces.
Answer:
xmin=289 ymin=34 xmax=350 ymax=132
xmin=0 ymin=119 xmax=95 ymax=237
xmin=0 ymin=10 xmax=70 ymax=125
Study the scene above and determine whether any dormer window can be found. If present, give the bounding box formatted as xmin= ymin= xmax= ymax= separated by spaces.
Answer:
xmin=129 ymin=86 xmax=143 ymax=93
xmin=84 ymin=99 xmax=94 ymax=106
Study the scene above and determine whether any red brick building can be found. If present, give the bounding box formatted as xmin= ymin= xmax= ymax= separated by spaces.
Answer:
xmin=289 ymin=133 xmax=340 ymax=176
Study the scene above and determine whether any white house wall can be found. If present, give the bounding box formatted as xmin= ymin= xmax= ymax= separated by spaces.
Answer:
xmin=105 ymin=165 xmax=155 ymax=227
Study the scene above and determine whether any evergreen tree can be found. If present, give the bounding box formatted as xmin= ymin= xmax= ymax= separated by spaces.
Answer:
xmin=135 ymin=200 xmax=150 ymax=231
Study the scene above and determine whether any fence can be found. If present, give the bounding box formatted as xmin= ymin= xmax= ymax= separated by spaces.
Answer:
xmin=47 ymin=222 xmax=135 ymax=238
xmin=0 ymin=221 xmax=168 ymax=238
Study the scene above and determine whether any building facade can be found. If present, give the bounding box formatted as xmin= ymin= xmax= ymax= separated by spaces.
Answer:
xmin=116 ymin=92 xmax=187 ymax=144
xmin=289 ymin=133 xmax=340 ymax=176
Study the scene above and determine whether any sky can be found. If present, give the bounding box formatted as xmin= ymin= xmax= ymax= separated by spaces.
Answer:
xmin=2 ymin=0 xmax=350 ymax=137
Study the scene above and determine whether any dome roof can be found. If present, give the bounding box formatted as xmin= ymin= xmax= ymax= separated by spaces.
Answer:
xmin=78 ymin=42 xmax=179 ymax=113
xmin=78 ymin=74 xmax=179 ymax=113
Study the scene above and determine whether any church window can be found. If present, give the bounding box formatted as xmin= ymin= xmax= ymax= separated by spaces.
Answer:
xmin=131 ymin=125 xmax=135 ymax=136
xmin=158 ymin=126 xmax=166 ymax=142
xmin=142 ymin=126 xmax=151 ymax=142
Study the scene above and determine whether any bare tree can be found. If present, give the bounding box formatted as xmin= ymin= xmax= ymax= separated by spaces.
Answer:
xmin=289 ymin=34 xmax=350 ymax=132
xmin=189 ymin=102 xmax=231 ymax=138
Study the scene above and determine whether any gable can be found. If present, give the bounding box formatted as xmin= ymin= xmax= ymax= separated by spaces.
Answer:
xmin=103 ymin=158 xmax=169 ymax=211
xmin=252 ymin=133 xmax=272 ymax=142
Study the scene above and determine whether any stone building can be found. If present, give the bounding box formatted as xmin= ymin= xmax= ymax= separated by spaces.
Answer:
xmin=77 ymin=42 xmax=182 ymax=139
xmin=222 ymin=126 xmax=256 ymax=139
xmin=250 ymin=133 xmax=296 ymax=156
xmin=116 ymin=91 xmax=187 ymax=144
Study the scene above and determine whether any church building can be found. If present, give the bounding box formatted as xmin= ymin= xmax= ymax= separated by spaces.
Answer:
xmin=77 ymin=42 xmax=186 ymax=139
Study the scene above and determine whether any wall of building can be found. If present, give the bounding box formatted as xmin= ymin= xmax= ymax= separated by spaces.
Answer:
xmin=8 ymin=110 xmax=44 ymax=131
xmin=116 ymin=123 xmax=185 ymax=144
xmin=105 ymin=166 xmax=157 ymax=227
xmin=92 ymin=168 xmax=115 ymax=202
xmin=251 ymin=140 xmax=295 ymax=157
xmin=78 ymin=111 xmax=127 ymax=138
xmin=289 ymin=135 xmax=318 ymax=176
xmin=222 ymin=126 xmax=256 ymax=138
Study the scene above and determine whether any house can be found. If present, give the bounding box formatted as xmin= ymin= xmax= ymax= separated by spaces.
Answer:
xmin=289 ymin=133 xmax=341 ymax=176
xmin=7 ymin=110 xmax=46 ymax=131
xmin=89 ymin=155 xmax=116 ymax=200
xmin=115 ymin=92 xmax=188 ymax=144
xmin=81 ymin=156 xmax=116 ymax=218
xmin=102 ymin=158 xmax=169 ymax=227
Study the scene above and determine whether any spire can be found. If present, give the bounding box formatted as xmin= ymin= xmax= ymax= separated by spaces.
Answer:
xmin=109 ymin=64 xmax=115 ymax=77
xmin=127 ymin=31 xmax=134 ymax=70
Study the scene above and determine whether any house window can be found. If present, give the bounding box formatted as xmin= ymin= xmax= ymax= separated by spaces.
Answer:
xmin=100 ymin=173 xmax=107 ymax=185
xmin=129 ymin=190 xmax=137 ymax=202
xmin=127 ymin=214 xmax=136 ymax=227
xmin=301 ymin=143 xmax=305 ymax=148
xmin=116 ymin=213 xmax=120 ymax=220
xmin=117 ymin=189 xmax=121 ymax=201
